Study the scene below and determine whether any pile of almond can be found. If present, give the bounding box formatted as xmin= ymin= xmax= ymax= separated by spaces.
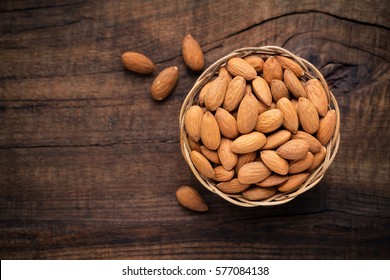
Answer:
xmin=184 ymin=54 xmax=337 ymax=201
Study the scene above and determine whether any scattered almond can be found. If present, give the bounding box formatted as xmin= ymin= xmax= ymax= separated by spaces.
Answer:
xmin=176 ymin=186 xmax=208 ymax=212
xmin=182 ymin=34 xmax=204 ymax=71
xmin=151 ymin=66 xmax=179 ymax=101
xmin=121 ymin=51 xmax=155 ymax=74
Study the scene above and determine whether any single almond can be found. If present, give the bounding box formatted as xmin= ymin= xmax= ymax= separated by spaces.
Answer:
xmin=218 ymin=66 xmax=232 ymax=84
xmin=190 ymin=150 xmax=215 ymax=179
xmin=276 ymin=97 xmax=299 ymax=133
xmin=275 ymin=56 xmax=304 ymax=77
xmin=289 ymin=152 xmax=314 ymax=174
xmin=200 ymin=111 xmax=221 ymax=150
xmin=235 ymin=152 xmax=257 ymax=173
xmin=223 ymin=76 xmax=246 ymax=112
xmin=316 ymin=110 xmax=337 ymax=145
xmin=215 ymin=107 xmax=239 ymax=139
xmin=184 ymin=105 xmax=204 ymax=142
xmin=263 ymin=130 xmax=292 ymax=150
xmin=291 ymin=131 xmax=322 ymax=153
xmin=298 ymin=97 xmax=320 ymax=134
xmin=182 ymin=34 xmax=204 ymax=71
xmin=151 ymin=66 xmax=179 ymax=101
xmin=200 ymin=146 xmax=221 ymax=164
xmin=255 ymin=109 xmax=284 ymax=133
xmin=121 ymin=51 xmax=155 ymax=74
xmin=205 ymin=76 xmax=228 ymax=111
xmin=270 ymin=79 xmax=290 ymax=102
xmin=252 ymin=76 xmax=272 ymax=106
xmin=237 ymin=161 xmax=272 ymax=184
xmin=237 ymin=91 xmax=259 ymax=134
xmin=231 ymin=131 xmax=267 ymax=154
xmin=188 ymin=137 xmax=201 ymax=153
xmin=243 ymin=187 xmax=277 ymax=201
xmin=226 ymin=57 xmax=257 ymax=80
xmin=284 ymin=69 xmax=306 ymax=98
xmin=276 ymin=139 xmax=310 ymax=160
xmin=257 ymin=100 xmax=270 ymax=114
xmin=218 ymin=138 xmax=238 ymax=171
xmin=176 ymin=186 xmax=208 ymax=212
xmin=260 ymin=150 xmax=289 ymax=175
xmin=305 ymin=79 xmax=329 ymax=117
xmin=198 ymin=80 xmax=213 ymax=106
xmin=217 ymin=178 xmax=250 ymax=194
xmin=277 ymin=173 xmax=309 ymax=192
xmin=263 ymin=56 xmax=283 ymax=84
xmin=213 ymin=166 xmax=235 ymax=182
xmin=256 ymin=174 xmax=289 ymax=187
xmin=244 ymin=55 xmax=264 ymax=72
xmin=308 ymin=146 xmax=327 ymax=171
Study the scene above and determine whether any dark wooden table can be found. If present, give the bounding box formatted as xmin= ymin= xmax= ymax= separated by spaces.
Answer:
xmin=1 ymin=0 xmax=389 ymax=260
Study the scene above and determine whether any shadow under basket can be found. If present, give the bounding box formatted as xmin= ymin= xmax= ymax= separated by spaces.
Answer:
xmin=179 ymin=46 xmax=340 ymax=207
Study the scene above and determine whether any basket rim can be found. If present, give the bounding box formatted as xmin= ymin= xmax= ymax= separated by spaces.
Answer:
xmin=179 ymin=45 xmax=340 ymax=207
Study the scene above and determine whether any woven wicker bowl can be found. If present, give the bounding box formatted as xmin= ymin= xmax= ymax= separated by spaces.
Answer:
xmin=179 ymin=46 xmax=340 ymax=207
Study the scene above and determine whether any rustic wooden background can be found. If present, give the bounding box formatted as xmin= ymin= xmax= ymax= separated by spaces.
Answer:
xmin=1 ymin=0 xmax=389 ymax=259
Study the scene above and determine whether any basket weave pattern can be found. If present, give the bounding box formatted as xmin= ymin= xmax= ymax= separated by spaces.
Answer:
xmin=179 ymin=46 xmax=340 ymax=207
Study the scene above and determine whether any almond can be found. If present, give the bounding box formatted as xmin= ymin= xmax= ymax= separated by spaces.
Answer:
xmin=176 ymin=185 xmax=208 ymax=212
xmin=260 ymin=150 xmax=289 ymax=175
xmin=237 ymin=91 xmax=258 ymax=134
xmin=198 ymin=80 xmax=213 ymax=106
xmin=223 ymin=76 xmax=246 ymax=112
xmin=218 ymin=66 xmax=232 ymax=84
xmin=151 ymin=66 xmax=179 ymax=101
xmin=205 ymin=76 xmax=228 ymax=111
xmin=188 ymin=137 xmax=201 ymax=153
xmin=275 ymin=56 xmax=304 ymax=77
xmin=270 ymin=79 xmax=290 ymax=102
xmin=308 ymin=146 xmax=327 ymax=171
xmin=234 ymin=151 xmax=257 ymax=174
xmin=182 ymin=34 xmax=204 ymax=71
xmin=200 ymin=146 xmax=221 ymax=164
xmin=217 ymin=178 xmax=250 ymax=194
xmin=215 ymin=107 xmax=239 ymax=139
xmin=218 ymin=138 xmax=238 ymax=171
xmin=316 ymin=109 xmax=337 ymax=145
xmin=244 ymin=55 xmax=264 ymax=72
xmin=276 ymin=139 xmax=310 ymax=160
xmin=121 ymin=51 xmax=155 ymax=74
xmin=262 ymin=130 xmax=292 ymax=150
xmin=289 ymin=152 xmax=314 ymax=174
xmin=298 ymin=97 xmax=320 ymax=134
xmin=252 ymin=76 xmax=272 ymax=106
xmin=255 ymin=109 xmax=284 ymax=133
xmin=257 ymin=100 xmax=270 ymax=114
xmin=190 ymin=150 xmax=215 ymax=179
xmin=226 ymin=57 xmax=257 ymax=80
xmin=263 ymin=56 xmax=283 ymax=84
xmin=231 ymin=131 xmax=267 ymax=154
xmin=237 ymin=161 xmax=272 ymax=184
xmin=256 ymin=174 xmax=289 ymax=187
xmin=291 ymin=98 xmax=299 ymax=114
xmin=213 ymin=166 xmax=235 ymax=182
xmin=276 ymin=97 xmax=299 ymax=133
xmin=291 ymin=131 xmax=322 ymax=153
xmin=277 ymin=173 xmax=309 ymax=192
xmin=184 ymin=105 xmax=204 ymax=142
xmin=305 ymin=79 xmax=329 ymax=117
xmin=284 ymin=69 xmax=306 ymax=98
xmin=200 ymin=111 xmax=221 ymax=150
xmin=243 ymin=187 xmax=277 ymax=201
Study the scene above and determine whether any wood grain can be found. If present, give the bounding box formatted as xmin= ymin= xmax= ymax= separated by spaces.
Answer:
xmin=0 ymin=0 xmax=389 ymax=259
